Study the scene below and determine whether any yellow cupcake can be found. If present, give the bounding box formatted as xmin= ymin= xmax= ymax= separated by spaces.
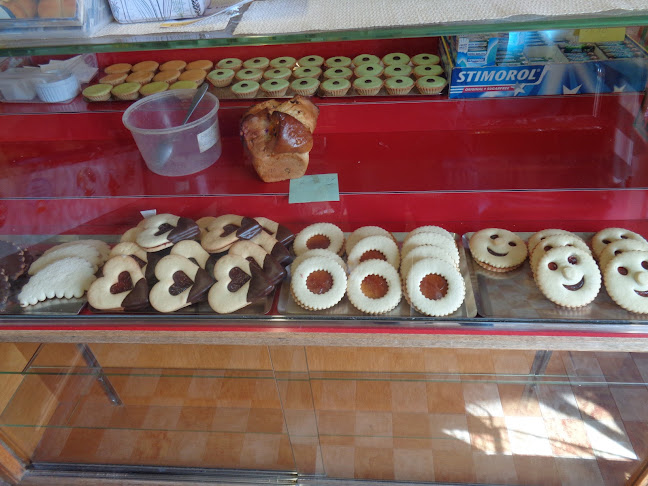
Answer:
xmin=132 ymin=61 xmax=160 ymax=72
xmin=160 ymin=60 xmax=187 ymax=72
xmin=99 ymin=73 xmax=127 ymax=86
xmin=104 ymin=63 xmax=132 ymax=74
xmin=178 ymin=69 xmax=207 ymax=85
xmin=153 ymin=71 xmax=181 ymax=84
xmin=186 ymin=60 xmax=214 ymax=71
xmin=126 ymin=71 xmax=154 ymax=85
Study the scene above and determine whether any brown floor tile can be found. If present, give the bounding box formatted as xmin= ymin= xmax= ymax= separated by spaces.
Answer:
xmin=625 ymin=421 xmax=648 ymax=458
xmin=175 ymin=406 xmax=216 ymax=431
xmin=574 ymin=386 xmax=622 ymax=421
xmin=596 ymin=352 xmax=644 ymax=383
xmin=246 ymin=408 xmax=286 ymax=434
xmin=563 ymin=351 xmax=606 ymax=382
xmin=513 ymin=455 xmax=562 ymax=486
xmin=536 ymin=384 xmax=582 ymax=420
xmin=151 ymin=377 xmax=191 ymax=407
xmin=311 ymin=380 xmax=356 ymax=411
xmin=216 ymin=378 xmax=256 ymax=408
xmin=185 ymin=375 xmax=223 ymax=406
xmin=609 ymin=386 xmax=648 ymax=421
xmin=321 ymin=444 xmax=355 ymax=478
xmin=202 ymin=432 xmax=245 ymax=468
xmin=433 ymin=450 xmax=476 ymax=483
xmin=317 ymin=410 xmax=356 ymax=436
xmin=355 ymin=381 xmax=392 ymax=412
xmin=108 ymin=405 xmax=149 ymax=429
xmin=393 ymin=448 xmax=434 ymax=482
xmin=545 ymin=418 xmax=594 ymax=458
xmin=269 ymin=346 xmax=308 ymax=372
xmin=423 ymin=349 xmax=460 ymax=373
xmin=426 ymin=382 xmax=465 ymax=414
xmin=555 ymin=457 xmax=605 ymax=486
xmin=131 ymin=430 xmax=173 ymax=465
xmin=467 ymin=415 xmax=512 ymax=455
xmin=277 ymin=380 xmax=314 ymax=410
xmin=392 ymin=412 xmax=430 ymax=438
xmin=93 ymin=429 xmax=139 ymax=464
xmin=354 ymin=446 xmax=394 ymax=480
xmin=473 ymin=453 xmax=518 ymax=484
xmin=32 ymin=427 xmax=71 ymax=462
xmin=292 ymin=441 xmax=323 ymax=475
xmin=498 ymin=384 xmax=543 ymax=417
xmin=283 ymin=409 xmax=318 ymax=437
xmin=492 ymin=350 xmax=534 ymax=375
xmin=597 ymin=458 xmax=639 ymax=486
xmin=239 ymin=434 xmax=293 ymax=470
xmin=211 ymin=407 xmax=250 ymax=433
xmin=251 ymin=379 xmax=283 ymax=409
xmin=463 ymin=382 xmax=504 ymax=417
xmin=544 ymin=351 xmax=568 ymax=376
xmin=58 ymin=428 xmax=104 ymax=463
xmin=455 ymin=350 xmax=495 ymax=374
xmin=160 ymin=431 xmax=209 ymax=467
xmin=390 ymin=381 xmax=428 ymax=413
xmin=631 ymin=352 xmax=648 ymax=383
xmin=319 ymin=435 xmax=355 ymax=447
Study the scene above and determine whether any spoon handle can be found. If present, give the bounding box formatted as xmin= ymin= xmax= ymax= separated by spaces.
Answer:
xmin=182 ymin=83 xmax=209 ymax=125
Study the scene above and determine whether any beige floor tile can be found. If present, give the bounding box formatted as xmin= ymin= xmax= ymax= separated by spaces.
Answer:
xmin=492 ymin=350 xmax=534 ymax=375
xmin=246 ymin=408 xmax=286 ymax=434
xmin=354 ymin=446 xmax=395 ymax=480
xmin=141 ymin=406 xmax=182 ymax=430
xmin=317 ymin=410 xmax=356 ymax=436
xmin=392 ymin=412 xmax=430 ymax=438
xmin=555 ymin=457 xmax=605 ymax=486
xmin=423 ymin=348 xmax=460 ymax=373
xmin=498 ymin=384 xmax=543 ymax=417
xmin=536 ymin=384 xmax=582 ymax=420
xmin=321 ymin=444 xmax=355 ymax=478
xmin=211 ymin=407 xmax=250 ymax=433
xmin=202 ymin=432 xmax=245 ymax=468
xmin=131 ymin=430 xmax=173 ymax=465
xmin=463 ymin=382 xmax=504 ymax=417
xmin=354 ymin=411 xmax=392 ymax=437
xmin=311 ymin=380 xmax=356 ymax=411
xmin=505 ymin=416 xmax=553 ymax=457
xmin=544 ymin=418 xmax=594 ymax=458
xmin=393 ymin=448 xmax=434 ymax=482
xmin=238 ymin=434 xmax=286 ymax=470
xmin=283 ymin=409 xmax=318 ymax=437
xmin=93 ymin=429 xmax=139 ymax=464
xmin=513 ymin=455 xmax=562 ymax=486
xmin=175 ymin=406 xmax=216 ymax=431
xmin=473 ymin=452 xmax=518 ymax=484
xmin=455 ymin=350 xmax=495 ymax=374
xmin=467 ymin=415 xmax=512 ymax=455
xmin=583 ymin=419 xmax=637 ymax=461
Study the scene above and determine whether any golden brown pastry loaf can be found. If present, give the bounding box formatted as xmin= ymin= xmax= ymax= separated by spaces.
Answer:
xmin=240 ymin=96 xmax=319 ymax=183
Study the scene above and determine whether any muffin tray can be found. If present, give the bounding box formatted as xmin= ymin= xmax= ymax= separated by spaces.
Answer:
xmin=277 ymin=233 xmax=477 ymax=320
xmin=463 ymin=232 xmax=648 ymax=321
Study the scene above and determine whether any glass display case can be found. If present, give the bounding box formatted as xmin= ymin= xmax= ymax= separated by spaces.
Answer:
xmin=1 ymin=6 xmax=648 ymax=485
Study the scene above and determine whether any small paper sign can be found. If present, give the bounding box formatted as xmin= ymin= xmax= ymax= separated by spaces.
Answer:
xmin=289 ymin=174 xmax=340 ymax=204
xmin=578 ymin=28 xmax=626 ymax=43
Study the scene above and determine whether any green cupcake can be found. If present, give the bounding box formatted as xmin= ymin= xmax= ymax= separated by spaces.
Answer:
xmin=235 ymin=68 xmax=263 ymax=82
xmin=298 ymin=55 xmax=324 ymax=67
xmin=413 ymin=64 xmax=443 ymax=78
xmin=324 ymin=56 xmax=352 ymax=69
xmin=111 ymin=82 xmax=140 ymax=100
xmin=384 ymin=64 xmax=412 ymax=78
xmin=269 ymin=56 xmax=296 ymax=69
xmin=243 ymin=57 xmax=269 ymax=70
xmin=323 ymin=67 xmax=353 ymax=80
xmin=82 ymin=84 xmax=112 ymax=101
xmin=293 ymin=66 xmax=322 ymax=79
xmin=353 ymin=54 xmax=380 ymax=66
xmin=416 ymin=75 xmax=447 ymax=94
xmin=263 ymin=67 xmax=292 ymax=80
xmin=169 ymin=81 xmax=198 ymax=90
xmin=139 ymin=82 xmax=169 ymax=97
xmin=207 ymin=68 xmax=235 ymax=87
xmin=231 ymin=80 xmax=260 ymax=98
xmin=290 ymin=77 xmax=320 ymax=96
xmin=216 ymin=58 xmax=242 ymax=71
xmin=384 ymin=76 xmax=414 ymax=95
xmin=411 ymin=53 xmax=440 ymax=66
xmin=320 ymin=78 xmax=351 ymax=96
xmin=261 ymin=78 xmax=290 ymax=96
xmin=352 ymin=76 xmax=383 ymax=96
xmin=382 ymin=53 xmax=410 ymax=66
xmin=353 ymin=63 xmax=384 ymax=78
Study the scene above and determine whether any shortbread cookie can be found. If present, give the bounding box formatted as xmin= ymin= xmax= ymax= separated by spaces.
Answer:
xmin=87 ymin=255 xmax=149 ymax=311
xmin=201 ymin=215 xmax=262 ymax=253
xmin=229 ymin=240 xmax=286 ymax=285
xmin=535 ymin=247 xmax=600 ymax=308
xmin=599 ymin=239 xmax=648 ymax=273
xmin=291 ymin=249 xmax=346 ymax=274
xmin=18 ymin=257 xmax=97 ymax=307
xmin=0 ymin=240 xmax=26 ymax=281
xmin=208 ymin=254 xmax=275 ymax=313
xmin=604 ymin=250 xmax=648 ymax=313
xmin=120 ymin=227 xmax=142 ymax=243
xmin=290 ymin=256 xmax=347 ymax=310
xmin=591 ymin=228 xmax=648 ymax=259
xmin=43 ymin=239 xmax=111 ymax=261
xmin=109 ymin=242 xmax=148 ymax=271
xmin=196 ymin=216 xmax=218 ymax=239
xmin=293 ymin=223 xmax=345 ymax=256
xmin=171 ymin=240 xmax=211 ymax=269
xmin=403 ymin=226 xmax=454 ymax=246
xmin=528 ymin=229 xmax=582 ymax=254
xmin=136 ymin=214 xmax=201 ymax=252
xmin=254 ymin=217 xmax=295 ymax=246
xmin=469 ymin=228 xmax=527 ymax=272
xmin=29 ymin=244 xmax=103 ymax=275
xmin=530 ymin=234 xmax=591 ymax=274
xmin=401 ymin=232 xmax=459 ymax=263
xmin=150 ymin=255 xmax=214 ymax=312
xmin=347 ymin=235 xmax=400 ymax=271
xmin=406 ymin=258 xmax=465 ymax=316
xmin=347 ymin=260 xmax=402 ymax=314
xmin=346 ymin=226 xmax=394 ymax=256
xmin=400 ymin=245 xmax=457 ymax=283
xmin=250 ymin=231 xmax=292 ymax=266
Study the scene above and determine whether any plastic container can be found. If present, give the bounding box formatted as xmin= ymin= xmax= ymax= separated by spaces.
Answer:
xmin=0 ymin=68 xmax=80 ymax=103
xmin=122 ymin=89 xmax=222 ymax=177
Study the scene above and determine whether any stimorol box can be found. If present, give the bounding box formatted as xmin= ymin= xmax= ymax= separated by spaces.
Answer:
xmin=441 ymin=33 xmax=648 ymax=99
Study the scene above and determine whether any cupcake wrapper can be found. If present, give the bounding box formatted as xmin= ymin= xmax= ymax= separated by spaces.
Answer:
xmin=262 ymin=87 xmax=289 ymax=97
xmin=354 ymin=86 xmax=382 ymax=96
xmin=417 ymin=86 xmax=443 ymax=95
xmin=385 ymin=86 xmax=413 ymax=95
xmin=237 ymin=74 xmax=263 ymax=83
xmin=85 ymin=93 xmax=111 ymax=102
xmin=233 ymin=89 xmax=260 ymax=99
xmin=321 ymin=86 xmax=350 ymax=97
xmin=114 ymin=92 xmax=140 ymax=101
xmin=291 ymin=86 xmax=319 ymax=96
xmin=207 ymin=76 xmax=235 ymax=88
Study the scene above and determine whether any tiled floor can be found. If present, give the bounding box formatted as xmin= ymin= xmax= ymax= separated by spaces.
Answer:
xmin=2 ymin=350 xmax=646 ymax=485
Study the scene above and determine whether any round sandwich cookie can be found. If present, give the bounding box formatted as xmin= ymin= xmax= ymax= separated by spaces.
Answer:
xmin=592 ymin=228 xmax=648 ymax=259
xmin=469 ymin=228 xmax=527 ymax=272
xmin=535 ymin=246 xmax=601 ymax=308
xmin=599 ymin=239 xmax=648 ymax=273
xmin=294 ymin=223 xmax=345 ymax=256
xmin=404 ymin=226 xmax=454 ymax=246
xmin=528 ymin=229 xmax=583 ymax=254
xmin=402 ymin=232 xmax=459 ymax=265
xmin=347 ymin=260 xmax=402 ymax=315
xmin=604 ymin=250 xmax=648 ymax=313
xmin=291 ymin=249 xmax=346 ymax=275
xmin=401 ymin=245 xmax=458 ymax=283
xmin=529 ymin=234 xmax=591 ymax=275
xmin=347 ymin=235 xmax=400 ymax=271
xmin=346 ymin=226 xmax=394 ymax=256
xmin=406 ymin=258 xmax=465 ymax=317
xmin=291 ymin=256 xmax=347 ymax=310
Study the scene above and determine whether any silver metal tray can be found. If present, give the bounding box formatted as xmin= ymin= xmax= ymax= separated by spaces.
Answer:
xmin=277 ymin=233 xmax=477 ymax=319
xmin=463 ymin=232 xmax=648 ymax=321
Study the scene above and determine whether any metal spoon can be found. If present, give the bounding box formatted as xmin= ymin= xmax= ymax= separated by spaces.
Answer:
xmin=154 ymin=83 xmax=209 ymax=168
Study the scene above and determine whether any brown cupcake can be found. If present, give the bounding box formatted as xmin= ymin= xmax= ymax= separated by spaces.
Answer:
xmin=104 ymin=63 xmax=132 ymax=74
xmin=186 ymin=60 xmax=214 ymax=71
xmin=126 ymin=71 xmax=155 ymax=85
xmin=160 ymin=60 xmax=187 ymax=72
xmin=178 ymin=69 xmax=207 ymax=85
xmin=132 ymin=61 xmax=159 ymax=72
xmin=99 ymin=73 xmax=127 ymax=86
xmin=153 ymin=70 xmax=181 ymax=84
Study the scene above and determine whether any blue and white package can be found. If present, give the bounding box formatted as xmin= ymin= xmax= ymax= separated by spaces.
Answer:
xmin=456 ymin=35 xmax=499 ymax=67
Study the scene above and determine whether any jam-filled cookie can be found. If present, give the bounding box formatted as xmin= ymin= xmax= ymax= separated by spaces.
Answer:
xmin=599 ymin=239 xmax=648 ymax=273
xmin=604 ymin=250 xmax=648 ymax=313
xmin=402 ymin=231 xmax=459 ymax=263
xmin=469 ymin=228 xmax=527 ymax=272
xmin=291 ymin=256 xmax=347 ymax=310
xmin=347 ymin=235 xmax=399 ymax=271
xmin=136 ymin=214 xmax=201 ymax=252
xmin=346 ymin=226 xmax=394 ymax=256
xmin=149 ymin=255 xmax=214 ymax=312
xmin=535 ymin=247 xmax=600 ymax=308
xmin=591 ymin=228 xmax=648 ymax=260
xmin=291 ymin=249 xmax=347 ymax=275
xmin=293 ymin=223 xmax=345 ymax=256
xmin=229 ymin=240 xmax=286 ymax=285
xmin=527 ymin=229 xmax=582 ymax=254
xmin=87 ymin=255 xmax=149 ymax=311
xmin=201 ymin=215 xmax=262 ymax=253
xmin=403 ymin=225 xmax=454 ymax=246
xmin=347 ymin=260 xmax=402 ymax=315
xmin=529 ymin=234 xmax=591 ymax=274
xmin=406 ymin=258 xmax=465 ymax=317
xmin=400 ymin=245 xmax=457 ymax=283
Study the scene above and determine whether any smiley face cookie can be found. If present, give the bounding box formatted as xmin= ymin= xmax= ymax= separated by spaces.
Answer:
xmin=599 ymin=239 xmax=648 ymax=273
xmin=87 ymin=255 xmax=149 ymax=311
xmin=535 ymin=247 xmax=600 ymax=308
xmin=469 ymin=228 xmax=527 ymax=272
xmin=201 ymin=215 xmax=262 ymax=253
xmin=527 ymin=229 xmax=582 ymax=254
xmin=529 ymin=234 xmax=591 ymax=274
xmin=603 ymin=250 xmax=648 ymax=313
xmin=149 ymin=255 xmax=215 ymax=312
xmin=591 ymin=228 xmax=648 ymax=259
xmin=136 ymin=214 xmax=201 ymax=252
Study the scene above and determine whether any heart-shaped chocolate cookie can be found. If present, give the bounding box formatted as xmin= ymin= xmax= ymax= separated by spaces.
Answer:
xmin=250 ymin=231 xmax=292 ymax=266
xmin=254 ymin=217 xmax=295 ymax=246
xmin=150 ymin=254 xmax=214 ymax=312
xmin=201 ymin=215 xmax=262 ymax=253
xmin=136 ymin=214 xmax=201 ymax=252
xmin=229 ymin=240 xmax=286 ymax=285
xmin=87 ymin=255 xmax=149 ymax=311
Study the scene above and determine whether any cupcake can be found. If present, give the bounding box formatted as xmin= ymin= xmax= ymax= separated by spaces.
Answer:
xmin=82 ymin=84 xmax=112 ymax=101
xmin=207 ymin=68 xmax=235 ymax=87
xmin=231 ymin=80 xmax=260 ymax=98
xmin=384 ymin=76 xmax=414 ymax=95
xmin=160 ymin=60 xmax=187 ymax=72
xmin=298 ymin=55 xmax=324 ymax=67
xmin=413 ymin=64 xmax=443 ymax=78
xmin=99 ymin=73 xmax=127 ymax=86
xmin=235 ymin=68 xmax=263 ymax=82
xmin=324 ymin=56 xmax=352 ymax=69
xmin=217 ymin=58 xmax=242 ymax=71
xmin=293 ymin=66 xmax=322 ymax=79
xmin=111 ymin=82 xmax=140 ymax=100
xmin=290 ymin=77 xmax=320 ymax=96
xmin=382 ymin=53 xmax=410 ymax=66
xmin=270 ymin=56 xmax=296 ymax=69
xmin=261 ymin=78 xmax=289 ymax=96
xmin=104 ymin=63 xmax=132 ymax=74
xmin=411 ymin=53 xmax=440 ymax=66
xmin=352 ymin=76 xmax=383 ymax=96
xmin=416 ymin=75 xmax=447 ymax=94
xmin=323 ymin=67 xmax=352 ymax=80
xmin=139 ymin=82 xmax=169 ymax=97
xmin=353 ymin=63 xmax=383 ymax=78
xmin=153 ymin=71 xmax=181 ymax=84
xmin=320 ymin=78 xmax=351 ymax=96
xmin=353 ymin=54 xmax=380 ymax=66
xmin=243 ymin=57 xmax=269 ymax=70
xmin=169 ymin=81 xmax=198 ymax=90
xmin=263 ymin=67 xmax=292 ymax=80
xmin=186 ymin=60 xmax=214 ymax=71
xmin=131 ymin=61 xmax=159 ymax=72
xmin=384 ymin=64 xmax=412 ymax=78
xmin=126 ymin=71 xmax=154 ymax=85
xmin=179 ymin=69 xmax=207 ymax=85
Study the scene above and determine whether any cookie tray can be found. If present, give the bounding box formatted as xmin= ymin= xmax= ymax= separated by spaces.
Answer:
xmin=463 ymin=232 xmax=648 ymax=322
xmin=277 ymin=233 xmax=477 ymax=320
